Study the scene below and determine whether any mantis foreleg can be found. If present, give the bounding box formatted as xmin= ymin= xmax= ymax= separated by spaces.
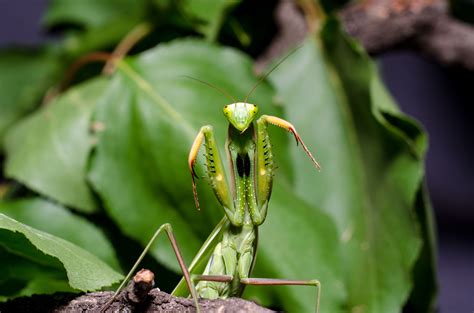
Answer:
xmin=189 ymin=125 xmax=244 ymax=225
xmin=101 ymin=223 xmax=200 ymax=313
xmin=248 ymin=115 xmax=320 ymax=225
xmin=258 ymin=115 xmax=321 ymax=170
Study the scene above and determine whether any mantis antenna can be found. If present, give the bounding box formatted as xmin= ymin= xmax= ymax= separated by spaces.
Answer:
xmin=182 ymin=75 xmax=237 ymax=103
xmin=244 ymin=45 xmax=302 ymax=103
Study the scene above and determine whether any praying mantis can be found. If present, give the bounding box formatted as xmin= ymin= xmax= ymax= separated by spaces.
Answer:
xmin=103 ymin=51 xmax=322 ymax=313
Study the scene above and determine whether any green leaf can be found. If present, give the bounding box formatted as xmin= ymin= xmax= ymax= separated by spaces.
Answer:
xmin=88 ymin=38 xmax=344 ymax=312
xmin=0 ymin=49 xmax=62 ymax=148
xmin=44 ymin=0 xmax=148 ymax=58
xmin=404 ymin=184 xmax=438 ymax=312
xmin=0 ymin=248 xmax=73 ymax=300
xmin=44 ymin=0 xmax=147 ymax=29
xmin=43 ymin=0 xmax=238 ymax=57
xmin=269 ymin=19 xmax=431 ymax=312
xmin=89 ymin=39 xmax=291 ymax=273
xmin=4 ymin=79 xmax=107 ymax=212
xmin=0 ymin=213 xmax=122 ymax=292
xmin=180 ymin=0 xmax=241 ymax=41
xmin=0 ymin=198 xmax=120 ymax=271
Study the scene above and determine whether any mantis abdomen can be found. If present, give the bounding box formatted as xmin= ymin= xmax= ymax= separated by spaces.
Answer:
xmin=196 ymin=224 xmax=257 ymax=298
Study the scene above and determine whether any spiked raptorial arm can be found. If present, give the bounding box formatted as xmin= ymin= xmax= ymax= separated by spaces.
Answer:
xmin=188 ymin=125 xmax=244 ymax=226
xmin=258 ymin=115 xmax=321 ymax=170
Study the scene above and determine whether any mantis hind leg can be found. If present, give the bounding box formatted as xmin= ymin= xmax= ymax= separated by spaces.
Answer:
xmin=100 ymin=223 xmax=200 ymax=313
xmin=240 ymin=277 xmax=321 ymax=313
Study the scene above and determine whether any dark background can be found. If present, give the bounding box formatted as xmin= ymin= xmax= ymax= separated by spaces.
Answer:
xmin=0 ymin=1 xmax=472 ymax=312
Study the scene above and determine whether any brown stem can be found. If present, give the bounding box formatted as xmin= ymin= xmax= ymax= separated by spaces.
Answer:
xmin=124 ymin=269 xmax=155 ymax=304
xmin=102 ymin=23 xmax=152 ymax=75
xmin=42 ymin=52 xmax=114 ymax=105
xmin=42 ymin=23 xmax=151 ymax=105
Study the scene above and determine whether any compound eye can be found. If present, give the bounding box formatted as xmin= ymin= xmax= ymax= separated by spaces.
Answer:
xmin=223 ymin=105 xmax=230 ymax=115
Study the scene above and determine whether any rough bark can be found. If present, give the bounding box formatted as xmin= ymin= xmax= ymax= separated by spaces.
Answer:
xmin=257 ymin=0 xmax=474 ymax=71
xmin=340 ymin=0 xmax=474 ymax=70
xmin=0 ymin=269 xmax=275 ymax=313
xmin=0 ymin=289 xmax=275 ymax=313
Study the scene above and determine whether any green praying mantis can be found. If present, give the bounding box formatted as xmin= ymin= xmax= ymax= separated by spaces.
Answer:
xmin=103 ymin=51 xmax=322 ymax=313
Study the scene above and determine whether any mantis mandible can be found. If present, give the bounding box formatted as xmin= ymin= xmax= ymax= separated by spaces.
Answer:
xmin=103 ymin=51 xmax=322 ymax=313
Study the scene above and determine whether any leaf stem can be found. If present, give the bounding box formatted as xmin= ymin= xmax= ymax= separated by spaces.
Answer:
xmin=103 ymin=23 xmax=152 ymax=75
xmin=42 ymin=52 xmax=114 ymax=105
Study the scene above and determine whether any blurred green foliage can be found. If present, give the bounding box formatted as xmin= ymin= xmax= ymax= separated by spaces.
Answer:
xmin=0 ymin=1 xmax=437 ymax=312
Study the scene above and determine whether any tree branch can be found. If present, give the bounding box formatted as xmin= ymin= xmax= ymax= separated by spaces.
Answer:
xmin=256 ymin=0 xmax=474 ymax=71
xmin=340 ymin=0 xmax=474 ymax=70
xmin=0 ymin=289 xmax=275 ymax=312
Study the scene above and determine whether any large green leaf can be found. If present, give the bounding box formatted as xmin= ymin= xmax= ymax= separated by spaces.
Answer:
xmin=0 ymin=49 xmax=62 ymax=148
xmin=4 ymin=79 xmax=107 ymax=212
xmin=89 ymin=39 xmax=290 ymax=271
xmin=0 ymin=198 xmax=120 ymax=271
xmin=269 ymin=19 xmax=431 ymax=312
xmin=88 ymin=39 xmax=344 ymax=311
xmin=0 ymin=213 xmax=122 ymax=292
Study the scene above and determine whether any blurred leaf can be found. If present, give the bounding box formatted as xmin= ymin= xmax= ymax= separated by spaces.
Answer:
xmin=9 ymin=278 xmax=73 ymax=299
xmin=44 ymin=0 xmax=238 ymax=57
xmin=0 ymin=198 xmax=120 ymax=271
xmin=4 ymin=79 xmax=107 ymax=213
xmin=44 ymin=0 xmax=149 ymax=58
xmin=404 ymin=184 xmax=438 ymax=312
xmin=44 ymin=0 xmax=148 ymax=29
xmin=0 ymin=50 xmax=62 ymax=149
xmin=0 ymin=213 xmax=122 ymax=292
xmin=180 ymin=0 xmax=241 ymax=41
xmin=62 ymin=20 xmax=146 ymax=59
xmin=269 ymin=18 xmax=430 ymax=312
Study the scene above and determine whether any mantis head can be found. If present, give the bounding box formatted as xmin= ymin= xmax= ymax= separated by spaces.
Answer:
xmin=223 ymin=102 xmax=258 ymax=133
